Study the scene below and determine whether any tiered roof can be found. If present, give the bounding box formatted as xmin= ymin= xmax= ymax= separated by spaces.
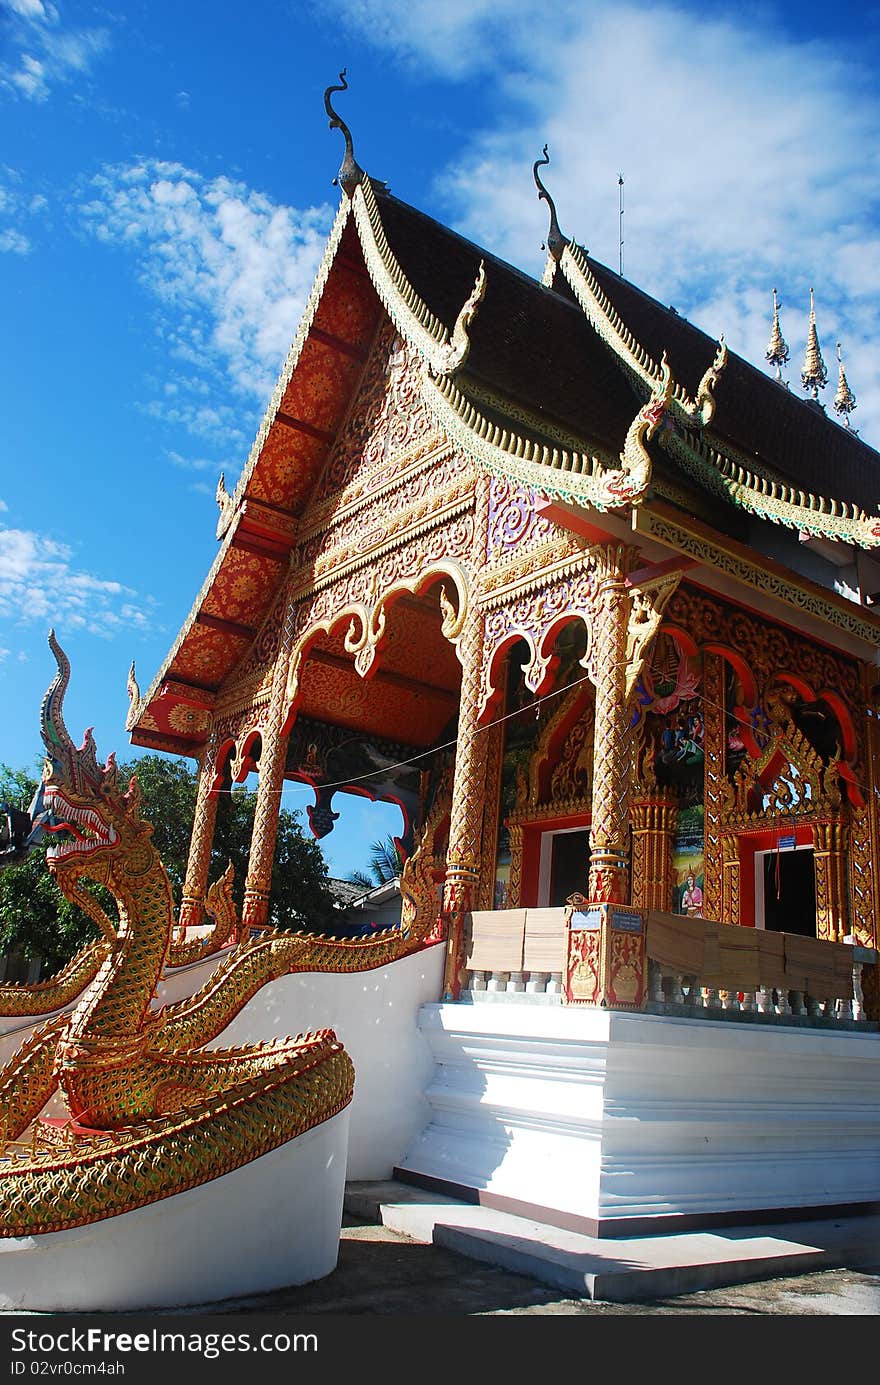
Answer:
xmin=128 ymin=94 xmax=880 ymax=754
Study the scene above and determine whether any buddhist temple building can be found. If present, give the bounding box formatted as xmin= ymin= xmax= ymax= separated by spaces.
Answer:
xmin=126 ymin=79 xmax=880 ymax=1013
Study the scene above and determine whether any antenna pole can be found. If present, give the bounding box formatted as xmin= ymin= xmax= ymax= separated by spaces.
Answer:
xmin=618 ymin=174 xmax=624 ymax=278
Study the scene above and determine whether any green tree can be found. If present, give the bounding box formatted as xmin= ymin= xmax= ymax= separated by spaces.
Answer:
xmin=0 ymin=754 xmax=341 ymax=972
xmin=0 ymin=762 xmax=99 ymax=970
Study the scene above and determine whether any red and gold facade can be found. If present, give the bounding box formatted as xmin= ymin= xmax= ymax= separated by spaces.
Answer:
xmin=129 ymin=153 xmax=880 ymax=1006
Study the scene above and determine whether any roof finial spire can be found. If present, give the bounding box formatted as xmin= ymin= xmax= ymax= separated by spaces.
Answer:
xmin=533 ymin=145 xmax=567 ymax=261
xmin=765 ymin=287 xmax=790 ymax=382
xmin=324 ymin=69 xmax=363 ymax=197
xmin=833 ymin=341 xmax=857 ymax=429
xmin=800 ymin=287 xmax=828 ymax=401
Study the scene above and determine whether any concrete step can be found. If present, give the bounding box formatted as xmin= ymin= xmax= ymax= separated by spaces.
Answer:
xmin=344 ymin=1179 xmax=880 ymax=1303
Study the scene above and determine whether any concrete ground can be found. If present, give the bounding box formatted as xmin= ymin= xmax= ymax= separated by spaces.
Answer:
xmin=195 ymin=1212 xmax=880 ymax=1316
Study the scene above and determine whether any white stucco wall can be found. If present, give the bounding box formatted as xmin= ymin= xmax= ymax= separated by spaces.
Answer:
xmin=399 ymin=1003 xmax=880 ymax=1227
xmin=168 ymin=941 xmax=445 ymax=1179
xmin=0 ymin=1107 xmax=350 ymax=1312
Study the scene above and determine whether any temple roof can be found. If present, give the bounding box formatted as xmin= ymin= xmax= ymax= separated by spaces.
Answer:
xmin=128 ymin=163 xmax=880 ymax=755
xmin=374 ymin=191 xmax=639 ymax=456
xmin=582 ymin=257 xmax=880 ymax=514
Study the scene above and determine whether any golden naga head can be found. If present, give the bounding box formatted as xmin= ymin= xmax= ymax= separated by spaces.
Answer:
xmin=37 ymin=632 xmax=148 ymax=877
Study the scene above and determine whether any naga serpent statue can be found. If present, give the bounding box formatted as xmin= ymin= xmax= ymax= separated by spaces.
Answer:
xmin=0 ymin=634 xmax=435 ymax=1237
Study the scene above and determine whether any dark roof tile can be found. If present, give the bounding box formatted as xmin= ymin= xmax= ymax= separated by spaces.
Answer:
xmin=377 ymin=188 xmax=880 ymax=515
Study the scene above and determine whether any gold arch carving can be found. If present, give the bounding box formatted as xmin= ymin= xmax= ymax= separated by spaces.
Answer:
xmin=283 ymin=561 xmax=470 ymax=727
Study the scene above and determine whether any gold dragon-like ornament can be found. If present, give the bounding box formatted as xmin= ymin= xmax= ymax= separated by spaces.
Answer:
xmin=596 ymin=353 xmax=675 ymax=507
xmin=0 ymin=635 xmax=436 ymax=1237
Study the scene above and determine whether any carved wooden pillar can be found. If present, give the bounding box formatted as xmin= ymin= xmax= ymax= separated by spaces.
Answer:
xmin=242 ymin=611 xmax=294 ymax=932
xmin=179 ymin=733 xmax=220 ymax=933
xmin=442 ymin=601 xmax=489 ymax=999
xmin=813 ymin=818 xmax=849 ymax=942
xmin=720 ymin=830 xmax=740 ymax=925
xmin=506 ymin=822 xmax=524 ymax=908
xmin=630 ymin=793 xmax=677 ymax=912
xmin=849 ymin=670 xmax=880 ymax=949
xmin=476 ymin=720 xmax=505 ymax=911
xmin=587 ymin=546 xmax=635 ymax=904
xmin=701 ymin=652 xmax=727 ymax=922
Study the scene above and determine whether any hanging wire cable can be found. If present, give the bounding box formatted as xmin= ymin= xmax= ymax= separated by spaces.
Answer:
xmin=209 ymin=657 xmax=871 ymax=804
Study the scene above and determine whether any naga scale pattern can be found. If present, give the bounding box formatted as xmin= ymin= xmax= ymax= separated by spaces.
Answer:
xmin=0 ymin=638 xmax=434 ymax=1235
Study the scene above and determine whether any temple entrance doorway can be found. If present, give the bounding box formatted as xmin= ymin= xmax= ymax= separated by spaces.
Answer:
xmin=755 ymin=845 xmax=816 ymax=937
xmin=538 ymin=827 xmax=591 ymax=907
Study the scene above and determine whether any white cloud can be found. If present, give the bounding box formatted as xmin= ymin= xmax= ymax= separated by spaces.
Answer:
xmin=330 ymin=0 xmax=880 ymax=447
xmin=166 ymin=450 xmax=225 ymax=474
xmin=1 ymin=0 xmax=109 ymax=103
xmin=324 ymin=0 xmax=571 ymax=76
xmin=0 ymin=525 xmax=154 ymax=637
xmin=6 ymin=2 xmax=51 ymax=18
xmin=0 ymin=168 xmax=48 ymax=254
xmin=80 ymin=161 xmax=333 ymax=410
xmin=0 ymin=227 xmax=30 ymax=254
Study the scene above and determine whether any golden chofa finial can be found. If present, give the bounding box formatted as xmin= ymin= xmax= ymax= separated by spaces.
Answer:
xmin=800 ymin=287 xmax=828 ymax=401
xmin=324 ymin=69 xmax=364 ymax=197
xmin=533 ymin=145 xmax=568 ymax=261
xmin=765 ymin=288 xmax=790 ymax=381
xmin=833 ymin=341 xmax=857 ymax=428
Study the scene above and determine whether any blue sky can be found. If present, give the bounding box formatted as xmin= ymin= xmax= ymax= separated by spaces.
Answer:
xmin=2 ymin=0 xmax=880 ymax=876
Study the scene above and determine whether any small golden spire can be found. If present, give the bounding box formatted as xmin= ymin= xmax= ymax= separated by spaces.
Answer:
xmin=833 ymin=341 xmax=857 ymax=427
xmin=764 ymin=288 xmax=789 ymax=380
xmin=800 ymin=287 xmax=828 ymax=400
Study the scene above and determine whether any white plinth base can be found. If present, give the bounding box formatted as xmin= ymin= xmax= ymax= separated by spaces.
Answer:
xmin=0 ymin=1107 xmax=349 ymax=1312
xmin=397 ymin=1005 xmax=880 ymax=1233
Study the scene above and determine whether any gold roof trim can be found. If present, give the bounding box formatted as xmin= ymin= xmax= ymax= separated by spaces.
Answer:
xmin=423 ymin=363 xmax=672 ymax=512
xmin=220 ymin=196 xmax=354 ymax=533
xmin=659 ymin=423 xmax=880 ymax=549
xmin=352 ymin=176 xmax=484 ymax=378
xmin=128 ymin=200 xmax=356 ymax=732
xmin=558 ymin=240 xmax=726 ymax=428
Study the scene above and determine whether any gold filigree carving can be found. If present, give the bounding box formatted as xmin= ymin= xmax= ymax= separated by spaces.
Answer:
xmin=639 ymin=511 xmax=880 ymax=649
xmin=125 ymin=662 xmax=141 ymax=733
xmin=625 ymin=567 xmax=684 ymax=699
xmin=432 ymin=261 xmax=486 ymax=377
xmin=215 ymin=473 xmax=235 ymax=540
xmin=558 ymin=238 xmax=726 ymax=429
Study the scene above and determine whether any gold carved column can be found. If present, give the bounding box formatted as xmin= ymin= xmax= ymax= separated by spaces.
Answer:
xmin=720 ymin=830 xmax=740 ymax=924
xmin=476 ymin=720 xmax=505 ymax=911
xmin=630 ymin=794 xmax=677 ymax=911
xmin=812 ymin=818 xmax=849 ymax=942
xmin=506 ymin=823 xmax=524 ymax=908
xmin=587 ymin=546 xmax=636 ymax=904
xmin=849 ymin=670 xmax=880 ymax=949
xmin=701 ymin=652 xmax=727 ymax=922
xmin=441 ymin=600 xmax=490 ymax=999
xmin=442 ymin=475 xmax=490 ymax=999
xmin=179 ymin=733 xmax=221 ymax=933
xmin=242 ymin=613 xmax=294 ymax=932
